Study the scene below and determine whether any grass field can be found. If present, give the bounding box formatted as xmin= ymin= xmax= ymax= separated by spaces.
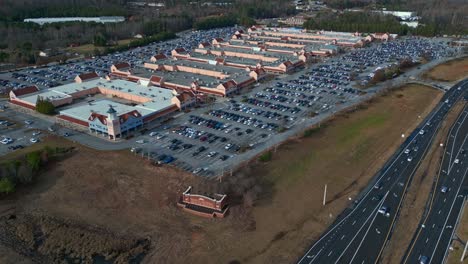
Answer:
xmin=0 ymin=84 xmax=444 ymax=263
xmin=380 ymin=100 xmax=466 ymax=264
xmin=423 ymin=56 xmax=468 ymax=82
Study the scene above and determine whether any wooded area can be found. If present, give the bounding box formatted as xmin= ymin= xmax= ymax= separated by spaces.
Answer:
xmin=304 ymin=10 xmax=468 ymax=37
xmin=323 ymin=0 xmax=468 ymax=35
xmin=0 ymin=146 xmax=73 ymax=194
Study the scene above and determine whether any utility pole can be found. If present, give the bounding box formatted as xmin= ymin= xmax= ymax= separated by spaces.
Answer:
xmin=323 ymin=184 xmax=327 ymax=206
xmin=461 ymin=241 xmax=468 ymax=262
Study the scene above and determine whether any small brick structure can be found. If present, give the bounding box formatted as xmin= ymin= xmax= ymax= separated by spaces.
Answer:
xmin=177 ymin=186 xmax=229 ymax=218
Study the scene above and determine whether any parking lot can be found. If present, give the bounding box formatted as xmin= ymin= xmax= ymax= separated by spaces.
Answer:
xmin=0 ymin=114 xmax=49 ymax=156
xmin=0 ymin=27 xmax=236 ymax=91
xmin=0 ymin=29 xmax=459 ymax=177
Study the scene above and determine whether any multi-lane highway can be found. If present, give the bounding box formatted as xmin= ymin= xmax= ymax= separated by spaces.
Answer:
xmin=297 ymin=79 xmax=468 ymax=264
xmin=402 ymin=104 xmax=468 ymax=263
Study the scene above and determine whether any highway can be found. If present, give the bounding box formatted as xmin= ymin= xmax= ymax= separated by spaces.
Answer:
xmin=402 ymin=103 xmax=468 ymax=263
xmin=297 ymin=78 xmax=468 ymax=264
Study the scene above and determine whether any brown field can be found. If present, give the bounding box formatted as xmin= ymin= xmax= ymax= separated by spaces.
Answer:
xmin=423 ymin=56 xmax=468 ymax=82
xmin=0 ymin=84 xmax=443 ymax=263
xmin=67 ymin=38 xmax=134 ymax=55
xmin=446 ymin=203 xmax=468 ymax=264
xmin=381 ymin=100 xmax=466 ymax=264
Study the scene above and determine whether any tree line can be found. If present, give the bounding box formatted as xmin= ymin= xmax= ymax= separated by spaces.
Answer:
xmin=303 ymin=11 xmax=468 ymax=37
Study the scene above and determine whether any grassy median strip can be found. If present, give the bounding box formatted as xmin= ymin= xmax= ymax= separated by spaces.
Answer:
xmin=380 ymin=100 xmax=466 ymax=264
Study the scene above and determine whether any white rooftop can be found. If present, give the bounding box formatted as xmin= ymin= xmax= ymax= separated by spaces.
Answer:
xmin=19 ymin=78 xmax=177 ymax=119
xmin=59 ymin=99 xmax=140 ymax=122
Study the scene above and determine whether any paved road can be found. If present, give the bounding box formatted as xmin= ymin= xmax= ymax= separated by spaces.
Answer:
xmin=297 ymin=78 xmax=468 ymax=264
xmin=402 ymin=103 xmax=468 ymax=263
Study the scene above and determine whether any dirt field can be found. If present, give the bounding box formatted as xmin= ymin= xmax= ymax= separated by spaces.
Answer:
xmin=67 ymin=39 xmax=134 ymax=55
xmin=446 ymin=203 xmax=468 ymax=264
xmin=423 ymin=56 xmax=468 ymax=82
xmin=380 ymin=100 xmax=466 ymax=264
xmin=0 ymin=84 xmax=443 ymax=264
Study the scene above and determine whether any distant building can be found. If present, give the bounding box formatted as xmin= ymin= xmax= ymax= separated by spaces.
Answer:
xmin=24 ymin=16 xmax=125 ymax=25
xmin=177 ymin=186 xmax=229 ymax=218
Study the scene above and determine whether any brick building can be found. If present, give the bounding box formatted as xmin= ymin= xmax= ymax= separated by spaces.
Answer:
xmin=177 ymin=186 xmax=229 ymax=218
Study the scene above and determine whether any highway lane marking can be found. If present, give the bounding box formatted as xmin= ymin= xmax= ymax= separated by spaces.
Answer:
xmin=352 ymin=220 xmax=356 ymax=226
xmin=349 ymin=200 xmax=384 ymax=264
xmin=328 ymin=250 xmax=333 ymax=257
xmin=334 ymin=192 xmax=389 ymax=264
xmin=440 ymin=196 xmax=467 ymax=264
xmin=298 ymin=87 xmax=465 ymax=264
xmin=402 ymin=101 xmax=468 ymax=264
xmin=307 ymin=249 xmax=322 ymax=263
xmin=428 ymin=166 xmax=468 ymax=264
xmin=447 ymin=133 xmax=468 ymax=174
xmin=374 ymin=99 xmax=458 ymax=264
xmin=447 ymin=108 xmax=468 ymax=173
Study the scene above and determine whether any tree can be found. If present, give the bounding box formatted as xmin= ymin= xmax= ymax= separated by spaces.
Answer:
xmin=0 ymin=52 xmax=9 ymax=63
xmin=0 ymin=177 xmax=15 ymax=194
xmin=93 ymin=33 xmax=108 ymax=47
xmin=35 ymin=96 xmax=56 ymax=115
xmin=26 ymin=151 xmax=41 ymax=172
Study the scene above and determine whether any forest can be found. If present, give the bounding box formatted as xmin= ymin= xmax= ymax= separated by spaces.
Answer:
xmin=0 ymin=0 xmax=296 ymax=65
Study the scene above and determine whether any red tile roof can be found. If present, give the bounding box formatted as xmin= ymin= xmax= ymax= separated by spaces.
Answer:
xmin=152 ymin=53 xmax=167 ymax=60
xmin=119 ymin=110 xmax=141 ymax=124
xmin=78 ymin=72 xmax=99 ymax=81
xmin=200 ymin=42 xmax=211 ymax=47
xmin=11 ymin=86 xmax=39 ymax=97
xmin=220 ymin=80 xmax=237 ymax=89
xmin=174 ymin=48 xmax=187 ymax=53
xmin=149 ymin=75 xmax=163 ymax=84
xmin=88 ymin=112 xmax=108 ymax=125
xmin=176 ymin=91 xmax=195 ymax=102
xmin=113 ymin=62 xmax=131 ymax=70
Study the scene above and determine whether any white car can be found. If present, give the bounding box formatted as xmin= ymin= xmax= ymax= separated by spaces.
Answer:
xmin=407 ymin=156 xmax=413 ymax=162
xmin=156 ymin=135 xmax=165 ymax=140
xmin=454 ymin=159 xmax=459 ymax=164
xmin=404 ymin=148 xmax=410 ymax=154
xmin=1 ymin=137 xmax=13 ymax=144
xmin=149 ymin=132 xmax=158 ymax=137
xmin=207 ymin=151 xmax=218 ymax=158
xmin=24 ymin=120 xmax=33 ymax=125
xmin=135 ymin=139 xmax=145 ymax=144
xmin=32 ymin=131 xmax=41 ymax=136
xmin=378 ymin=206 xmax=390 ymax=217
xmin=30 ymin=138 xmax=39 ymax=143
xmin=419 ymin=130 xmax=425 ymax=135
xmin=192 ymin=168 xmax=202 ymax=174
xmin=441 ymin=186 xmax=448 ymax=193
